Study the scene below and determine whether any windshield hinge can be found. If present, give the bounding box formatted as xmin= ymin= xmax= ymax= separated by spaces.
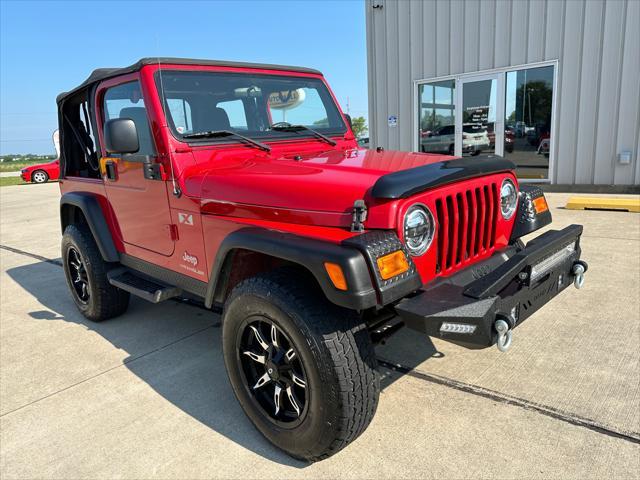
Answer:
xmin=351 ymin=199 xmax=368 ymax=233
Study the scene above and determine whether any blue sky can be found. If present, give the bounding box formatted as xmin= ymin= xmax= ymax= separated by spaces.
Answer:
xmin=0 ymin=0 xmax=368 ymax=155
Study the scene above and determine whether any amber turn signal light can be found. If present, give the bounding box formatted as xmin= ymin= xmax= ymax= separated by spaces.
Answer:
xmin=533 ymin=196 xmax=549 ymax=214
xmin=376 ymin=250 xmax=410 ymax=280
xmin=324 ymin=262 xmax=348 ymax=291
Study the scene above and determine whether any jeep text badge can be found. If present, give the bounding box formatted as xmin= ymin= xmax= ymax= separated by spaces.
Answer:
xmin=182 ymin=251 xmax=198 ymax=267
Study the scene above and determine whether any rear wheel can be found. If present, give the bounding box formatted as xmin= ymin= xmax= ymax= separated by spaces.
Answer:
xmin=32 ymin=170 xmax=48 ymax=183
xmin=222 ymin=270 xmax=379 ymax=461
xmin=62 ymin=224 xmax=129 ymax=321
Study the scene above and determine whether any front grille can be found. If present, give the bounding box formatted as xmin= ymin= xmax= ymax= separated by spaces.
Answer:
xmin=434 ymin=181 xmax=499 ymax=274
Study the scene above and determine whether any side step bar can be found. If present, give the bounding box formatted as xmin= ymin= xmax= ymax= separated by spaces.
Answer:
xmin=108 ymin=268 xmax=182 ymax=303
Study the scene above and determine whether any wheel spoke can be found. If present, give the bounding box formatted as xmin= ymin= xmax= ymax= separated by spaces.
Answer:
xmin=286 ymin=386 xmax=301 ymax=416
xmin=291 ymin=373 xmax=306 ymax=389
xmin=80 ymin=283 xmax=87 ymax=299
xmin=248 ymin=325 xmax=269 ymax=351
xmin=270 ymin=324 xmax=278 ymax=347
xmin=274 ymin=384 xmax=282 ymax=416
xmin=252 ymin=372 xmax=271 ymax=390
xmin=285 ymin=348 xmax=296 ymax=361
xmin=242 ymin=351 xmax=265 ymax=364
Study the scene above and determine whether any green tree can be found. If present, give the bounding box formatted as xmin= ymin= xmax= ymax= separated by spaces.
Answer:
xmin=351 ymin=116 xmax=368 ymax=138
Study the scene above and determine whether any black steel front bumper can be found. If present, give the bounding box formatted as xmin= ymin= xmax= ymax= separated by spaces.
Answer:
xmin=394 ymin=224 xmax=586 ymax=349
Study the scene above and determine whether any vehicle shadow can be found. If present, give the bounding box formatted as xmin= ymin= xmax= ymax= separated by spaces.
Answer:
xmin=6 ymin=259 xmax=437 ymax=466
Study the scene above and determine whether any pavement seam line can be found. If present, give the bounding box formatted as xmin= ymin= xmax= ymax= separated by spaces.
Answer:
xmin=377 ymin=358 xmax=640 ymax=445
xmin=0 ymin=324 xmax=216 ymax=418
xmin=0 ymin=244 xmax=63 ymax=266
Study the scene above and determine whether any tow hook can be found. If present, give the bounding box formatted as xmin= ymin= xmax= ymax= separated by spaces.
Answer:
xmin=494 ymin=318 xmax=513 ymax=353
xmin=572 ymin=261 xmax=587 ymax=289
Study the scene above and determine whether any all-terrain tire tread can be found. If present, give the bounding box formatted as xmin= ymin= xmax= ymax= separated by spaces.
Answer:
xmin=226 ymin=268 xmax=379 ymax=461
xmin=62 ymin=224 xmax=129 ymax=321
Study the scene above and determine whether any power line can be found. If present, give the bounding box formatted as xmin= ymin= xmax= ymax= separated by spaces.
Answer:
xmin=0 ymin=139 xmax=51 ymax=142
xmin=0 ymin=112 xmax=57 ymax=116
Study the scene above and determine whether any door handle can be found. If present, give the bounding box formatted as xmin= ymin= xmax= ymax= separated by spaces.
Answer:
xmin=105 ymin=159 xmax=118 ymax=181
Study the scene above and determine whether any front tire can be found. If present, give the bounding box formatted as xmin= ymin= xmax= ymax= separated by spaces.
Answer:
xmin=222 ymin=270 xmax=379 ymax=461
xmin=62 ymin=224 xmax=129 ymax=321
xmin=32 ymin=170 xmax=48 ymax=183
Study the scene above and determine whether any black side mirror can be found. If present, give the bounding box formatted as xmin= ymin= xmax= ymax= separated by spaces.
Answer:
xmin=344 ymin=113 xmax=353 ymax=130
xmin=104 ymin=118 xmax=139 ymax=154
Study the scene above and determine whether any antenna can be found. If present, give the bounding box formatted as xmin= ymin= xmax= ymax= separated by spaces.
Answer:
xmin=156 ymin=45 xmax=180 ymax=197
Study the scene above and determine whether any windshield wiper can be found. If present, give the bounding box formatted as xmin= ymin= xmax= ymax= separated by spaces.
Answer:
xmin=269 ymin=122 xmax=337 ymax=146
xmin=182 ymin=130 xmax=271 ymax=152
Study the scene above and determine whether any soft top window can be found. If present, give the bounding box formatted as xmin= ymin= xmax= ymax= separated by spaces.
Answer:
xmin=156 ymin=70 xmax=346 ymax=142
xmin=59 ymin=88 xmax=100 ymax=178
xmin=102 ymin=81 xmax=155 ymax=155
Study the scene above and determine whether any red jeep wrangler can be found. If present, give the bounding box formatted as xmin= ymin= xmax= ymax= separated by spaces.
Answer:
xmin=57 ymin=58 xmax=587 ymax=461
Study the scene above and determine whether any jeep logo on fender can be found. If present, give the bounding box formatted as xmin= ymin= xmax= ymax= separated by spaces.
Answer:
xmin=182 ymin=251 xmax=198 ymax=267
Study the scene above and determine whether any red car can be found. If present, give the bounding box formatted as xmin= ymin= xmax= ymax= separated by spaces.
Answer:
xmin=21 ymin=159 xmax=60 ymax=183
xmin=487 ymin=126 xmax=515 ymax=153
xmin=56 ymin=58 xmax=587 ymax=461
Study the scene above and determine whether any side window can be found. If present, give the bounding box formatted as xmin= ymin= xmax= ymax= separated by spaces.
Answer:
xmin=216 ymin=99 xmax=248 ymax=130
xmin=103 ymin=81 xmax=155 ymax=155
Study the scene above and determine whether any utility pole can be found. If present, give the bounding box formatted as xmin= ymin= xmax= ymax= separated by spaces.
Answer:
xmin=346 ymin=97 xmax=350 ymax=115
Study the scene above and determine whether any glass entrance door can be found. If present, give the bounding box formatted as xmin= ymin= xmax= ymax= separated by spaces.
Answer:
xmin=456 ymin=74 xmax=503 ymax=157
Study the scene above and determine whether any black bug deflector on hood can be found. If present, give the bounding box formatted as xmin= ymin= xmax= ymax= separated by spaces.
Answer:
xmin=371 ymin=155 xmax=516 ymax=199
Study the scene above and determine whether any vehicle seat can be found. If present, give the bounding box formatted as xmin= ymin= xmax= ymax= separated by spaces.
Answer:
xmin=119 ymin=107 xmax=154 ymax=154
xmin=198 ymin=107 xmax=231 ymax=131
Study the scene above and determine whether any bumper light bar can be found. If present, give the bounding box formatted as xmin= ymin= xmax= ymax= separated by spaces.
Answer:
xmin=530 ymin=242 xmax=576 ymax=282
xmin=439 ymin=322 xmax=477 ymax=334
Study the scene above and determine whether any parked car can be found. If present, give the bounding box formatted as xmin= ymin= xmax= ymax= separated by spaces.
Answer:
xmin=420 ymin=124 xmax=489 ymax=155
xmin=527 ymin=125 xmax=550 ymax=147
xmin=20 ymin=159 xmax=60 ymax=183
xmin=487 ymin=126 xmax=515 ymax=153
xmin=57 ymin=58 xmax=587 ymax=462
xmin=357 ymin=137 xmax=369 ymax=148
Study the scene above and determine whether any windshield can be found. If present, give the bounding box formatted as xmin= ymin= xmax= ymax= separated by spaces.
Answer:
xmin=156 ymin=70 xmax=347 ymax=142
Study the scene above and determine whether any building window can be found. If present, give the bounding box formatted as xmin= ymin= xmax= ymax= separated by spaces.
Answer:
xmin=415 ymin=62 xmax=556 ymax=182
xmin=504 ymin=65 xmax=554 ymax=180
xmin=418 ymin=80 xmax=456 ymax=155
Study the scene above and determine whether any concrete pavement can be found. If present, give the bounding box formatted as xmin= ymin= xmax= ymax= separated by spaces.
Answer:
xmin=1 ymin=183 xmax=639 ymax=479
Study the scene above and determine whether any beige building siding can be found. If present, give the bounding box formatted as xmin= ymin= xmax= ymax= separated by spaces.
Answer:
xmin=366 ymin=0 xmax=640 ymax=185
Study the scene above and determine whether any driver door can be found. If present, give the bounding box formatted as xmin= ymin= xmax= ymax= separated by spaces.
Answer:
xmin=99 ymin=78 xmax=175 ymax=256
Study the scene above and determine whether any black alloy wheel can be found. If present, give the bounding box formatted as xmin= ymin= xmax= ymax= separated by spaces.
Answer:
xmin=238 ymin=317 xmax=308 ymax=427
xmin=67 ymin=246 xmax=90 ymax=304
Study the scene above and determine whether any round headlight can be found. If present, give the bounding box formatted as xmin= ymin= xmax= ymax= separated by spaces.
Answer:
xmin=500 ymin=179 xmax=518 ymax=219
xmin=403 ymin=204 xmax=435 ymax=256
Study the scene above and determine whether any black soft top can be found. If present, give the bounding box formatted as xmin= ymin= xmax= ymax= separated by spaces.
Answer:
xmin=56 ymin=57 xmax=323 ymax=104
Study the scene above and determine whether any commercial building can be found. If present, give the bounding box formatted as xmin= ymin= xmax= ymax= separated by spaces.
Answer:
xmin=365 ymin=0 xmax=639 ymax=187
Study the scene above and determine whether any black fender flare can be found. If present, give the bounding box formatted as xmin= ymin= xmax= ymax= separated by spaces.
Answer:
xmin=204 ymin=227 xmax=378 ymax=311
xmin=60 ymin=192 xmax=119 ymax=262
